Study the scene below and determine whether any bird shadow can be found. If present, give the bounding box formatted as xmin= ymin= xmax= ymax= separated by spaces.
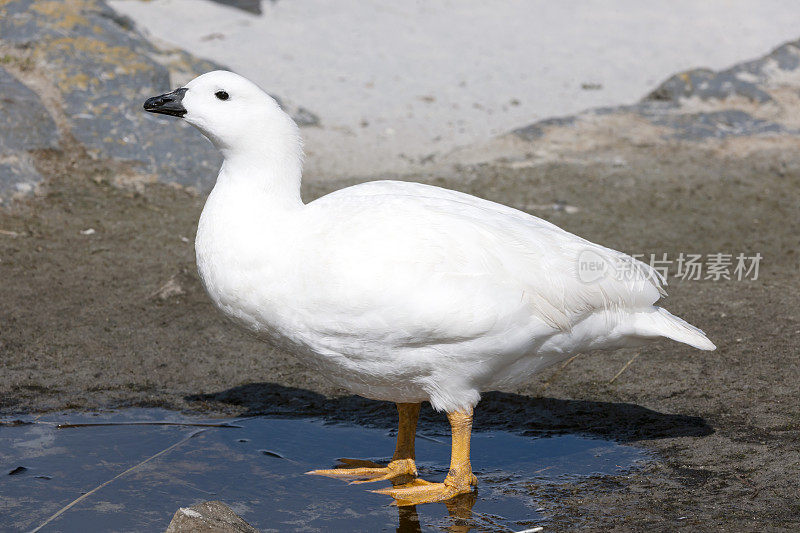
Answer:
xmin=185 ymin=382 xmax=713 ymax=442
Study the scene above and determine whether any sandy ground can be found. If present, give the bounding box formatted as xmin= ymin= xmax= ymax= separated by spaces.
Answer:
xmin=1 ymin=131 xmax=798 ymax=529
xmin=109 ymin=0 xmax=800 ymax=176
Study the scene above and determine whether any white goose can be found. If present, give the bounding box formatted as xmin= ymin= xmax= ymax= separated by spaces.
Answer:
xmin=144 ymin=71 xmax=715 ymax=506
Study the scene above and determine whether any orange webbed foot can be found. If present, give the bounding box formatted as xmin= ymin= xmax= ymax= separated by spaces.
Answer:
xmin=371 ymin=475 xmax=476 ymax=506
xmin=307 ymin=457 xmax=418 ymax=484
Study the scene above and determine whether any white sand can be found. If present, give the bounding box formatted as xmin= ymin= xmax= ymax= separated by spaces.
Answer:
xmin=111 ymin=0 xmax=800 ymax=177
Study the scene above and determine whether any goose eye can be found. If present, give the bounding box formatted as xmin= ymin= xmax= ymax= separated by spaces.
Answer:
xmin=215 ymin=90 xmax=230 ymax=101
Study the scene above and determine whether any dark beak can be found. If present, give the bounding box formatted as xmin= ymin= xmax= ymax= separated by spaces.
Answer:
xmin=143 ymin=88 xmax=188 ymax=117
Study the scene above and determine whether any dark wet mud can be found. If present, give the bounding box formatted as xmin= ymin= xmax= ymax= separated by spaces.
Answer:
xmin=1 ymin=409 xmax=649 ymax=532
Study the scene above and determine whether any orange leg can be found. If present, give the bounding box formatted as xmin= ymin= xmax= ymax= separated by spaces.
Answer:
xmin=307 ymin=403 xmax=421 ymax=483
xmin=372 ymin=407 xmax=478 ymax=505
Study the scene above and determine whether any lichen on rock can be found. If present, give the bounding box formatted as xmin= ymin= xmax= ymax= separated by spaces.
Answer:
xmin=0 ymin=0 xmax=223 ymax=191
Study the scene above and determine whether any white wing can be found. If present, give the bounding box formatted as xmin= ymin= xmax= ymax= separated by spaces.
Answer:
xmin=302 ymin=180 xmax=667 ymax=346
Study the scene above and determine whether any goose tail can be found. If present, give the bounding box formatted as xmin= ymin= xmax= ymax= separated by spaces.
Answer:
xmin=633 ymin=307 xmax=716 ymax=351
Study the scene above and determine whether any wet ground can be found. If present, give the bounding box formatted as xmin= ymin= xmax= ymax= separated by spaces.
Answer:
xmin=1 ymin=136 xmax=799 ymax=530
xmin=2 ymin=409 xmax=649 ymax=532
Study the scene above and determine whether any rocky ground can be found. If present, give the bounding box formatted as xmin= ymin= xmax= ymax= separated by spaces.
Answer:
xmin=1 ymin=1 xmax=799 ymax=531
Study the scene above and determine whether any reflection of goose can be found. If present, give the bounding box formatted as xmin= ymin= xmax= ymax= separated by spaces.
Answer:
xmin=396 ymin=493 xmax=477 ymax=533
xmin=144 ymin=71 xmax=715 ymax=505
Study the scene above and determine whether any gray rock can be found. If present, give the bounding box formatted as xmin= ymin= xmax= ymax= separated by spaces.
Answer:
xmin=165 ymin=501 xmax=259 ymax=533
xmin=0 ymin=1 xmax=157 ymax=53
xmin=646 ymin=68 xmax=773 ymax=104
xmin=208 ymin=0 xmax=265 ymax=15
xmin=0 ymin=66 xmax=59 ymax=202
xmin=0 ymin=1 xmax=320 ymax=192
xmin=513 ymin=116 xmax=576 ymax=141
xmin=0 ymin=67 xmax=58 ymax=151
xmin=648 ymin=109 xmax=786 ymax=140
xmin=729 ymin=38 xmax=800 ymax=84
xmin=511 ymin=37 xmax=800 ymax=144
xmin=291 ymin=106 xmax=321 ymax=127
xmin=645 ymin=39 xmax=800 ymax=104
xmin=0 ymin=0 xmax=223 ymax=190
xmin=514 ymin=104 xmax=791 ymax=144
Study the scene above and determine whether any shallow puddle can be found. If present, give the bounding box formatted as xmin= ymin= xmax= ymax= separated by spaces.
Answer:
xmin=1 ymin=409 xmax=650 ymax=531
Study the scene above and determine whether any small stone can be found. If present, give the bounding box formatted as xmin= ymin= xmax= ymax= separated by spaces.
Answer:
xmin=291 ymin=107 xmax=320 ymax=127
xmin=165 ymin=501 xmax=259 ymax=533
xmin=153 ymin=276 xmax=185 ymax=300
xmin=200 ymin=33 xmax=226 ymax=42
xmin=207 ymin=0 xmax=263 ymax=15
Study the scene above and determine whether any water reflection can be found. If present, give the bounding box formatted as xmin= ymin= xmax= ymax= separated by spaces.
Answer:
xmin=2 ymin=409 xmax=651 ymax=531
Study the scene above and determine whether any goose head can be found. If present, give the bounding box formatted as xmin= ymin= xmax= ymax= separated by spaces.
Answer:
xmin=144 ymin=70 xmax=301 ymax=162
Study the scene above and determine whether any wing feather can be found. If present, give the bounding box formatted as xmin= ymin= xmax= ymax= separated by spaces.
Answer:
xmin=309 ymin=180 xmax=666 ymax=338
